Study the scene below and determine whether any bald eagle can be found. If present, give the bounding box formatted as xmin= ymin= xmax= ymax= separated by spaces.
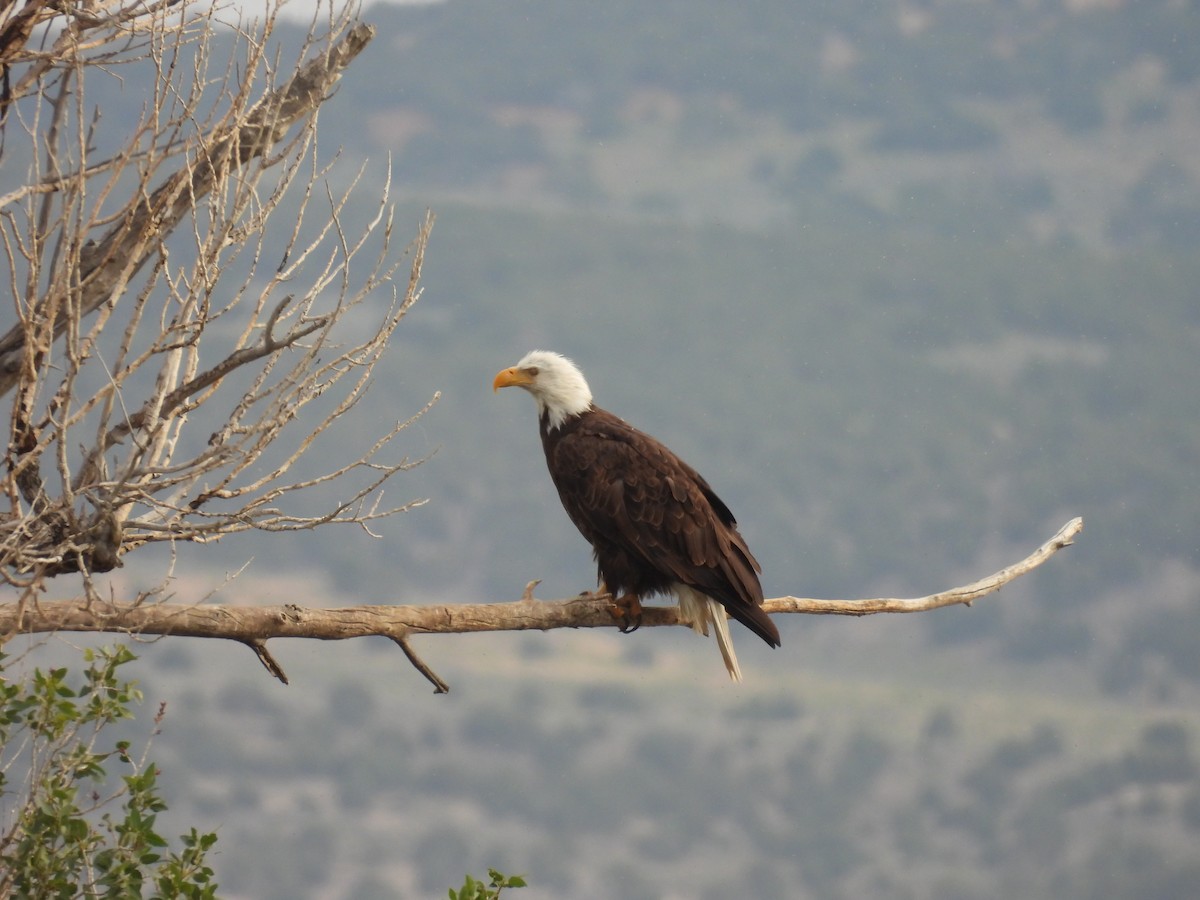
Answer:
xmin=494 ymin=350 xmax=780 ymax=681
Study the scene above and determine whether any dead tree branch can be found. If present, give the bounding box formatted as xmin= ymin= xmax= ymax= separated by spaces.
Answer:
xmin=0 ymin=20 xmax=377 ymax=393
xmin=1 ymin=6 xmax=432 ymax=596
xmin=0 ymin=517 xmax=1083 ymax=691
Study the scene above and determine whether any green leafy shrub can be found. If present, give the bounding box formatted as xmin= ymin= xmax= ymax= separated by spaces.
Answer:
xmin=0 ymin=645 xmax=218 ymax=898
xmin=449 ymin=868 xmax=527 ymax=900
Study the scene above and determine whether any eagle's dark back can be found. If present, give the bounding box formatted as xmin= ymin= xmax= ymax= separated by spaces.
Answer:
xmin=539 ymin=406 xmax=780 ymax=649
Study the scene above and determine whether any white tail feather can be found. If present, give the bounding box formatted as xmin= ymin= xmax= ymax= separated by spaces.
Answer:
xmin=675 ymin=585 xmax=743 ymax=682
xmin=708 ymin=599 xmax=743 ymax=682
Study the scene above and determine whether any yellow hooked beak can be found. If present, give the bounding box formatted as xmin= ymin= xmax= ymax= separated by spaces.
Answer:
xmin=493 ymin=366 xmax=535 ymax=392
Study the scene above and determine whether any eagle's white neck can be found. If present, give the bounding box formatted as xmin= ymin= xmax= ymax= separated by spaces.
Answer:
xmin=518 ymin=350 xmax=593 ymax=431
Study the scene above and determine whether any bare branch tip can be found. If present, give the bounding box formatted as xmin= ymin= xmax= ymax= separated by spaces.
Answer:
xmin=245 ymin=639 xmax=289 ymax=684
xmin=391 ymin=633 xmax=450 ymax=694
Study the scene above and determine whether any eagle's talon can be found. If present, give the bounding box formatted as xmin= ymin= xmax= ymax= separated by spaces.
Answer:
xmin=609 ymin=593 xmax=643 ymax=634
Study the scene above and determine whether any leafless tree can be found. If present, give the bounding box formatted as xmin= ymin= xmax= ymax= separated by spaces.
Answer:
xmin=0 ymin=1 xmax=1082 ymax=693
xmin=0 ymin=1 xmax=433 ymax=608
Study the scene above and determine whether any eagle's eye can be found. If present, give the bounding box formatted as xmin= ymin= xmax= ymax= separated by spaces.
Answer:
xmin=524 ymin=366 xmax=539 ymax=376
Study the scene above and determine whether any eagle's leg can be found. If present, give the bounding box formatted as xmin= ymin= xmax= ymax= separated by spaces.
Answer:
xmin=607 ymin=593 xmax=643 ymax=634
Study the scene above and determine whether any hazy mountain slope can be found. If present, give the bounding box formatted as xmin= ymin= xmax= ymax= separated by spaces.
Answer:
xmin=25 ymin=2 xmax=1200 ymax=897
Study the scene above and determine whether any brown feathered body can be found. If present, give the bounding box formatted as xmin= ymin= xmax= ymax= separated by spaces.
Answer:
xmin=539 ymin=405 xmax=781 ymax=650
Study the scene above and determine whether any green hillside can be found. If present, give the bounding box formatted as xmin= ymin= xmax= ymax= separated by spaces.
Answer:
xmin=10 ymin=0 xmax=1200 ymax=897
xmin=109 ymin=634 xmax=1200 ymax=900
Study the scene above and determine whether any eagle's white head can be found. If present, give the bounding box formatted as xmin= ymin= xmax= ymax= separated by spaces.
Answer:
xmin=493 ymin=350 xmax=594 ymax=430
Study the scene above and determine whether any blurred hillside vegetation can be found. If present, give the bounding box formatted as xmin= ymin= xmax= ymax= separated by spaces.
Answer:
xmin=36 ymin=1 xmax=1200 ymax=897
xmin=233 ymin=0 xmax=1200 ymax=692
